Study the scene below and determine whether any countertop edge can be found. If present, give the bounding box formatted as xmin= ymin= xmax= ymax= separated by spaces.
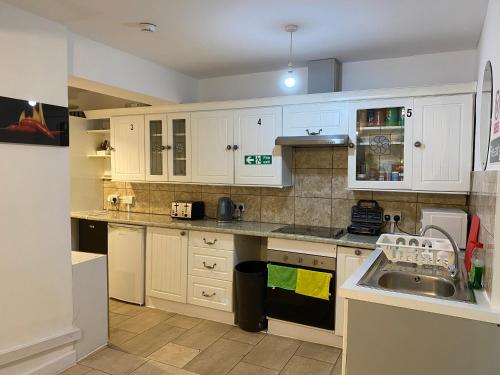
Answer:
xmin=71 ymin=211 xmax=377 ymax=250
xmin=339 ymin=248 xmax=500 ymax=325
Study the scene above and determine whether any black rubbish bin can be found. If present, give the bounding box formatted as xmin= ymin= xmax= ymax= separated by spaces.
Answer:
xmin=234 ymin=261 xmax=268 ymax=332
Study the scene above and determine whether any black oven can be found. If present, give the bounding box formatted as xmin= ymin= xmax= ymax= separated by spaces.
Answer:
xmin=266 ymin=249 xmax=336 ymax=330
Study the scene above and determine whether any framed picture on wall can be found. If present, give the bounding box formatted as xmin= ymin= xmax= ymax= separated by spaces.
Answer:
xmin=0 ymin=95 xmax=69 ymax=146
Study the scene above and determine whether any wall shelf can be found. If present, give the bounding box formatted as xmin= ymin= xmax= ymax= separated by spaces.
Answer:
xmin=87 ymin=129 xmax=110 ymax=135
xmin=87 ymin=154 xmax=111 ymax=159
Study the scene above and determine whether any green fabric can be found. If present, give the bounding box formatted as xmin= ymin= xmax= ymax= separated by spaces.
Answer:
xmin=295 ymin=268 xmax=332 ymax=300
xmin=267 ymin=264 xmax=297 ymax=290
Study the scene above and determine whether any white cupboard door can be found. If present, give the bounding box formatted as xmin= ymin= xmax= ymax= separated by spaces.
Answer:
xmin=146 ymin=227 xmax=188 ymax=303
xmin=283 ymin=102 xmax=348 ymax=136
xmin=347 ymin=98 xmax=413 ymax=190
xmin=191 ymin=111 xmax=234 ymax=184
xmin=412 ymin=94 xmax=473 ymax=192
xmin=167 ymin=113 xmax=192 ymax=182
xmin=145 ymin=114 xmax=168 ymax=182
xmin=234 ymin=107 xmax=284 ymax=185
xmin=111 ymin=115 xmax=145 ymax=181
xmin=335 ymin=247 xmax=370 ymax=336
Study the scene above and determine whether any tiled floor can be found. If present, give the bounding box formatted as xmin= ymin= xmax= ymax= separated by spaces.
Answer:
xmin=62 ymin=300 xmax=343 ymax=375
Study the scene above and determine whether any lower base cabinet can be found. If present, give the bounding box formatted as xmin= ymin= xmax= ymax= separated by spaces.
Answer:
xmin=335 ymin=246 xmax=370 ymax=336
xmin=187 ymin=275 xmax=233 ymax=312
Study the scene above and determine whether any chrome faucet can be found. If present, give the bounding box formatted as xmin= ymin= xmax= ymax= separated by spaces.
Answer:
xmin=419 ymin=225 xmax=460 ymax=279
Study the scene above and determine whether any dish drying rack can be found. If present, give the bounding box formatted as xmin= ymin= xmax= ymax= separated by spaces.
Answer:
xmin=377 ymin=234 xmax=455 ymax=267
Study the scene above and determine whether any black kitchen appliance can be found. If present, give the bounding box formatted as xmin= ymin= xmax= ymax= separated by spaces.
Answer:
xmin=170 ymin=201 xmax=205 ymax=219
xmin=347 ymin=200 xmax=384 ymax=236
xmin=217 ymin=197 xmax=234 ymax=223
xmin=78 ymin=219 xmax=108 ymax=254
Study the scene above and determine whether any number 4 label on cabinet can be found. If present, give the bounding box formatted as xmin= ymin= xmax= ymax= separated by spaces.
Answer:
xmin=244 ymin=155 xmax=272 ymax=165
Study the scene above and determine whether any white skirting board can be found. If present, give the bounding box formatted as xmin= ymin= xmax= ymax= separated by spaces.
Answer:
xmin=267 ymin=318 xmax=343 ymax=348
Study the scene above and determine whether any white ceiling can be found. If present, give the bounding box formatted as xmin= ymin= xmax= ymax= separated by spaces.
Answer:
xmin=6 ymin=0 xmax=488 ymax=78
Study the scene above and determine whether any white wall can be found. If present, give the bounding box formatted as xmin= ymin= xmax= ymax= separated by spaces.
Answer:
xmin=197 ymin=50 xmax=477 ymax=102
xmin=198 ymin=67 xmax=308 ymax=102
xmin=68 ymin=32 xmax=198 ymax=104
xmin=0 ymin=1 xmax=75 ymax=372
xmin=342 ymin=50 xmax=478 ymax=91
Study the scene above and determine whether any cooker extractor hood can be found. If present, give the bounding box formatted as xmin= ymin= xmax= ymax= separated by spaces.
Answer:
xmin=275 ymin=134 xmax=350 ymax=147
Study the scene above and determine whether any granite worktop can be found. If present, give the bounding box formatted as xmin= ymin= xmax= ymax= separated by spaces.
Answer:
xmin=71 ymin=210 xmax=378 ymax=250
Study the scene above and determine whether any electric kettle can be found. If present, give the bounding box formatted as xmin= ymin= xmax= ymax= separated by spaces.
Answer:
xmin=217 ymin=197 xmax=234 ymax=223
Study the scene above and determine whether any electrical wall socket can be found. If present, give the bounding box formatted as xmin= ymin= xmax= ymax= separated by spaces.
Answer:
xmin=384 ymin=211 xmax=402 ymax=223
xmin=121 ymin=195 xmax=134 ymax=205
xmin=107 ymin=194 xmax=120 ymax=204
xmin=233 ymin=202 xmax=245 ymax=212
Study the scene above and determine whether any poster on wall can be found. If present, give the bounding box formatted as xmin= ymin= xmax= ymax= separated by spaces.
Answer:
xmin=0 ymin=95 xmax=69 ymax=146
xmin=489 ymin=90 xmax=500 ymax=166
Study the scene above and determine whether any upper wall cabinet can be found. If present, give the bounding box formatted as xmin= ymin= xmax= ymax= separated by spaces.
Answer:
xmin=191 ymin=110 xmax=235 ymax=184
xmin=347 ymin=94 xmax=473 ymax=193
xmin=111 ymin=115 xmax=145 ymax=181
xmin=234 ymin=107 xmax=291 ymax=186
xmin=412 ymin=94 xmax=473 ymax=192
xmin=145 ymin=114 xmax=168 ymax=182
xmin=167 ymin=113 xmax=192 ymax=183
xmin=283 ymin=102 xmax=349 ymax=136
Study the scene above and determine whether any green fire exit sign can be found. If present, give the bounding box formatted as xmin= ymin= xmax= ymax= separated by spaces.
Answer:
xmin=244 ymin=155 xmax=272 ymax=165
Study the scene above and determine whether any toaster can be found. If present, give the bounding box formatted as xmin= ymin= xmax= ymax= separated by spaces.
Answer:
xmin=171 ymin=201 xmax=205 ymax=220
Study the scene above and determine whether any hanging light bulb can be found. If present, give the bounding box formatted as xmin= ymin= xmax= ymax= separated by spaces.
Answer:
xmin=283 ymin=24 xmax=298 ymax=88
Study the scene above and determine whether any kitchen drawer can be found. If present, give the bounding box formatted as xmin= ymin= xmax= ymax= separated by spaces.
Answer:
xmin=188 ymin=246 xmax=234 ymax=281
xmin=187 ymin=275 xmax=233 ymax=312
xmin=189 ymin=231 xmax=234 ymax=251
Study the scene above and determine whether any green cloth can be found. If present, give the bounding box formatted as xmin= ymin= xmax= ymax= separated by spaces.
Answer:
xmin=295 ymin=268 xmax=332 ymax=300
xmin=267 ymin=264 xmax=297 ymax=290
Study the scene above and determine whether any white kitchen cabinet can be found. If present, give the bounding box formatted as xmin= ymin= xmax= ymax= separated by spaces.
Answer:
xmin=234 ymin=107 xmax=291 ymax=186
xmin=146 ymin=227 xmax=188 ymax=303
xmin=348 ymin=98 xmax=414 ymax=190
xmin=145 ymin=114 xmax=168 ymax=182
xmin=191 ymin=110 xmax=234 ymax=184
xmin=283 ymin=102 xmax=349 ymax=136
xmin=168 ymin=113 xmax=192 ymax=182
xmin=111 ymin=115 xmax=145 ymax=181
xmin=412 ymin=94 xmax=473 ymax=192
xmin=335 ymin=246 xmax=370 ymax=336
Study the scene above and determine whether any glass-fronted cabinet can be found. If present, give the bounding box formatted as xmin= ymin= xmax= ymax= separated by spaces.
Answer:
xmin=348 ymin=98 xmax=413 ymax=190
xmin=145 ymin=114 xmax=168 ymax=181
xmin=167 ymin=113 xmax=192 ymax=182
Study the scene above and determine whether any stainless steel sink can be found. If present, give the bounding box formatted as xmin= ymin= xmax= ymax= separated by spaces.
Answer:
xmin=358 ymin=254 xmax=475 ymax=303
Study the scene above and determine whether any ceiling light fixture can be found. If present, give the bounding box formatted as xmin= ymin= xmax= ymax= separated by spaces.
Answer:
xmin=140 ymin=22 xmax=157 ymax=33
xmin=284 ymin=24 xmax=298 ymax=88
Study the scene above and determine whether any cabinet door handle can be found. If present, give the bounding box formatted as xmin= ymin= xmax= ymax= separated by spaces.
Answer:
xmin=226 ymin=145 xmax=232 ymax=150
xmin=414 ymin=141 xmax=422 ymax=148
xmin=180 ymin=231 xmax=186 ymax=236
xmin=161 ymin=145 xmax=172 ymax=150
xmin=202 ymin=291 xmax=216 ymax=298
xmin=355 ymin=249 xmax=362 ymax=256
xmin=348 ymin=142 xmax=355 ymax=148
xmin=203 ymin=261 xmax=217 ymax=269
xmin=233 ymin=145 xmax=239 ymax=151
xmin=203 ymin=238 xmax=217 ymax=245
xmin=306 ymin=129 xmax=322 ymax=136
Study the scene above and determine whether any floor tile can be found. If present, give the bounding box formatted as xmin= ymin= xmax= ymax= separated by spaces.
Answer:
xmin=110 ymin=312 xmax=132 ymax=327
xmin=131 ymin=360 xmax=199 ymax=375
xmin=242 ymin=335 xmax=300 ymax=371
xmin=184 ymin=338 xmax=252 ymax=375
xmin=165 ymin=314 xmax=203 ymax=329
xmin=330 ymin=356 xmax=342 ymax=375
xmin=227 ymin=362 xmax=278 ymax=375
xmin=295 ymin=342 xmax=341 ymax=364
xmin=118 ymin=309 xmax=174 ymax=334
xmin=59 ymin=364 xmax=93 ymax=375
xmin=119 ymin=322 xmax=186 ymax=357
xmin=280 ymin=355 xmax=333 ymax=375
xmin=111 ymin=302 xmax=147 ymax=317
xmin=109 ymin=328 xmax=137 ymax=346
xmin=85 ymin=370 xmax=110 ymax=375
xmin=223 ymin=327 xmax=265 ymax=345
xmin=80 ymin=347 xmax=146 ymax=375
xmin=149 ymin=342 xmax=200 ymax=368
xmin=173 ymin=320 xmax=232 ymax=350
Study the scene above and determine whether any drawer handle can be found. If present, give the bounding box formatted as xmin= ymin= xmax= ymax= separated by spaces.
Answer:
xmin=202 ymin=291 xmax=216 ymax=298
xmin=203 ymin=262 xmax=217 ymax=270
xmin=306 ymin=128 xmax=322 ymax=136
xmin=203 ymin=238 xmax=217 ymax=245
xmin=355 ymin=249 xmax=362 ymax=256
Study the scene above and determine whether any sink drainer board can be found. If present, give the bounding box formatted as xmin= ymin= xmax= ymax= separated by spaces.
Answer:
xmin=377 ymin=234 xmax=455 ymax=267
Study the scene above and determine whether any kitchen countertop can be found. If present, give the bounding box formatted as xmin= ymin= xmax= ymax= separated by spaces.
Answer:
xmin=339 ymin=248 xmax=500 ymax=324
xmin=71 ymin=210 xmax=379 ymax=250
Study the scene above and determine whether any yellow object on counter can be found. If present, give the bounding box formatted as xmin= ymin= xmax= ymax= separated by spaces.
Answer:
xmin=295 ymin=268 xmax=332 ymax=300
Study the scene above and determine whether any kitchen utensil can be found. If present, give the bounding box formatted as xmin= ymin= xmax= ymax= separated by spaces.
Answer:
xmin=217 ymin=197 xmax=234 ymax=222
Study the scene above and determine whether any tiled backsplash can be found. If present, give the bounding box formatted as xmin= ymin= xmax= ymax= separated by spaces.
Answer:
xmin=103 ymin=148 xmax=468 ymax=233
xmin=469 ymin=170 xmax=498 ymax=298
